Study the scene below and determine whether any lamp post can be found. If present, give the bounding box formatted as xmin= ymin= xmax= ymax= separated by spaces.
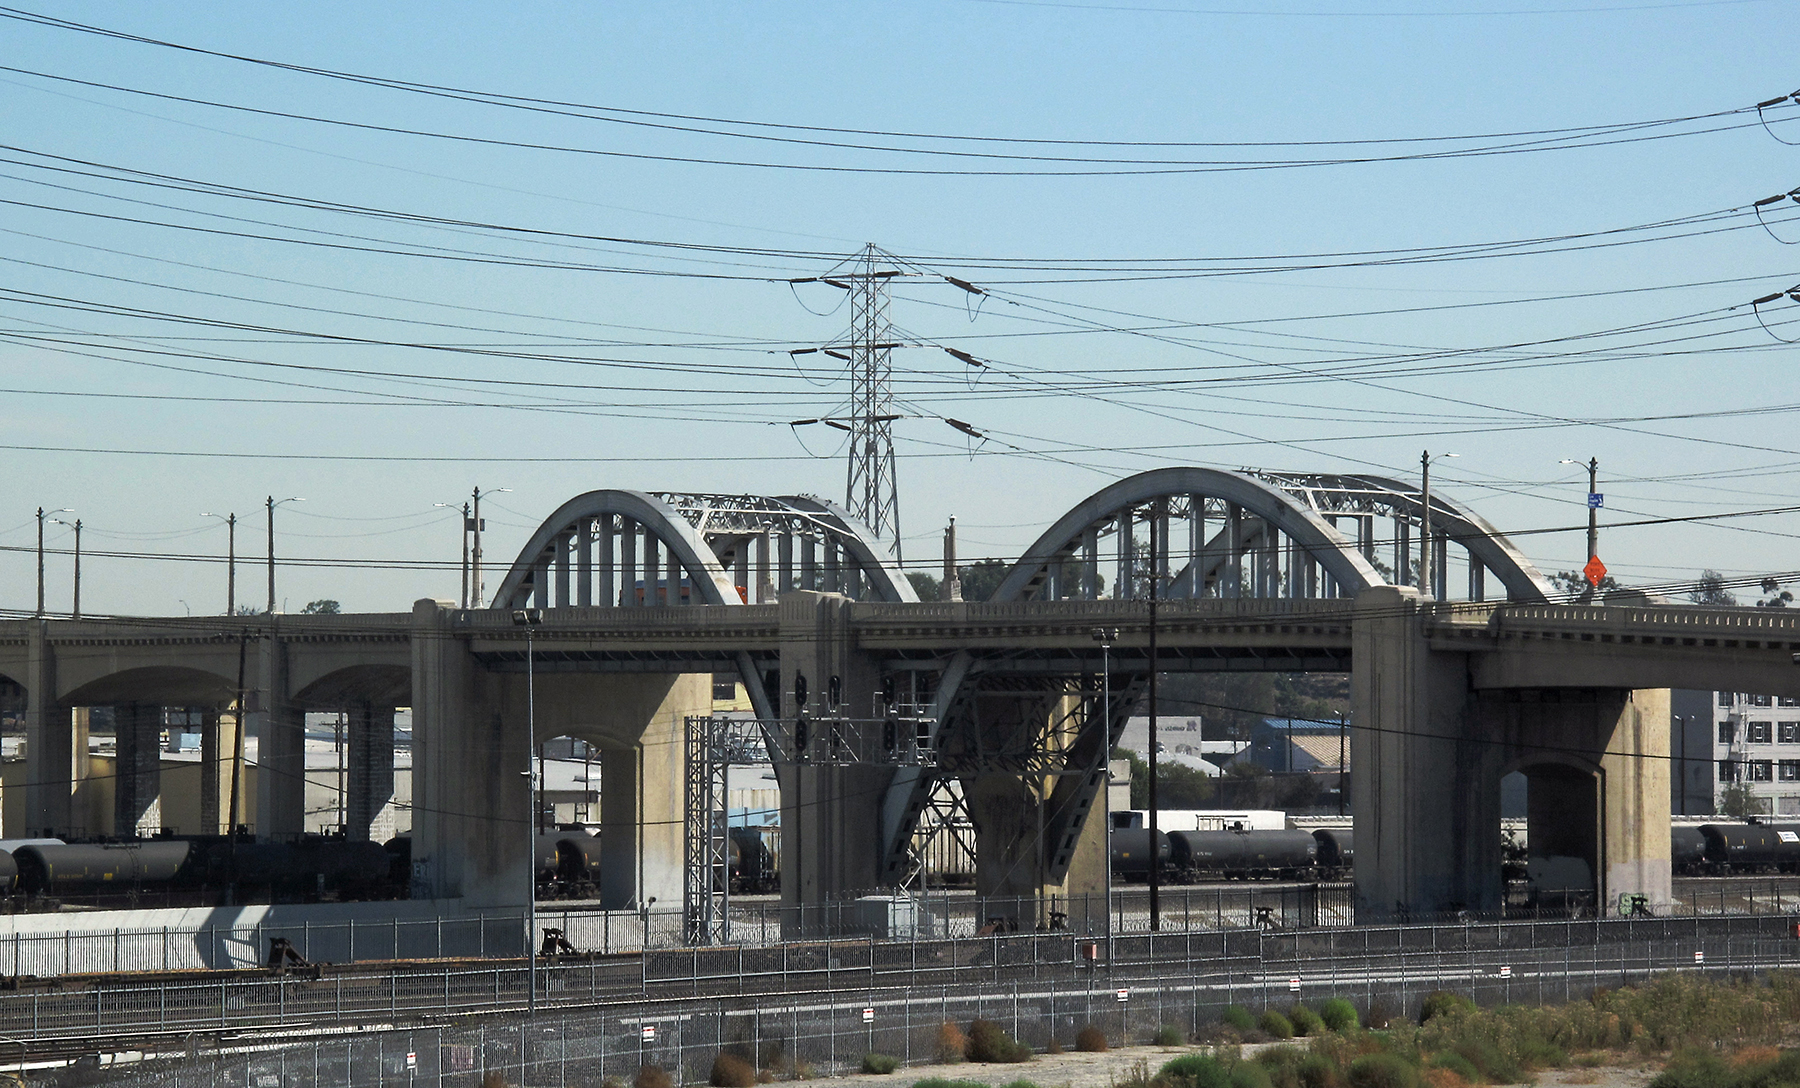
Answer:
xmin=49 ymin=517 xmax=81 ymax=619
xmin=35 ymin=507 xmax=71 ymax=617
xmin=1090 ymin=626 xmax=1117 ymax=957
xmin=512 ymin=607 xmax=543 ymax=1015
xmin=1418 ymin=452 xmax=1456 ymax=598
xmin=201 ymin=512 xmax=237 ymax=615
xmin=265 ymin=496 xmax=303 ymax=613
xmin=470 ymin=487 xmax=510 ymax=608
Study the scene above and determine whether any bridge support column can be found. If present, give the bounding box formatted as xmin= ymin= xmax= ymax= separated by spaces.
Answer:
xmin=346 ymin=704 xmax=398 ymax=843
xmin=197 ymin=706 xmax=241 ymax=834
xmin=958 ymin=691 xmax=1107 ymax=931
xmin=24 ymin=624 xmax=85 ymax=837
xmin=256 ymin=636 xmax=305 ymax=839
xmin=113 ymin=702 xmax=163 ymax=837
xmin=411 ymin=598 xmax=505 ymax=903
xmin=777 ymin=591 xmax=890 ymax=937
xmin=1352 ymin=586 xmax=1670 ymax=921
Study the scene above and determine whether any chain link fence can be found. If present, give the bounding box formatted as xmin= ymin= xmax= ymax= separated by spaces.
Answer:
xmin=55 ymin=913 xmax=1800 ymax=1087
xmin=9 ymin=878 xmax=1800 ymax=980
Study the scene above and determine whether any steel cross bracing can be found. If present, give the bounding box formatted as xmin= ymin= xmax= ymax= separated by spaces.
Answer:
xmin=682 ymin=712 xmax=935 ymax=945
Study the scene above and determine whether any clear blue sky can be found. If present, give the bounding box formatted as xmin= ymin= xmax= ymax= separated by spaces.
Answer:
xmin=1 ymin=0 xmax=1796 ymax=614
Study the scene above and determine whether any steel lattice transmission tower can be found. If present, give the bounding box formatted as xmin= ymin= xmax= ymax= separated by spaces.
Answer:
xmin=794 ymin=244 xmax=907 ymax=558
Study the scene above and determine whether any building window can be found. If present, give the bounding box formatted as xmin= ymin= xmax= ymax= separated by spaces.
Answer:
xmin=1781 ymin=760 xmax=1800 ymax=781
xmin=1751 ymin=722 xmax=1773 ymax=744
xmin=1783 ymin=722 xmax=1800 ymax=744
xmin=1753 ymin=695 xmax=1774 ymax=707
xmin=1720 ymin=692 xmax=1736 ymax=707
xmin=1720 ymin=760 xmax=1741 ymax=782
xmin=1752 ymin=761 xmax=1774 ymax=781
xmin=1720 ymin=722 xmax=1736 ymax=744
xmin=1783 ymin=698 xmax=1800 ymax=708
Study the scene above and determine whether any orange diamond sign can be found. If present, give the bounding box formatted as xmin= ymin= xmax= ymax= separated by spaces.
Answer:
xmin=1584 ymin=556 xmax=1607 ymax=586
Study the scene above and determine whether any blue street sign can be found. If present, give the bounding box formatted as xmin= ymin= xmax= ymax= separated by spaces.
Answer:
xmin=1587 ymin=493 xmax=1603 ymax=509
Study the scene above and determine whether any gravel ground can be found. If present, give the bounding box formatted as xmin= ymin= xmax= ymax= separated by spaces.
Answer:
xmin=802 ymin=1044 xmax=1665 ymax=1088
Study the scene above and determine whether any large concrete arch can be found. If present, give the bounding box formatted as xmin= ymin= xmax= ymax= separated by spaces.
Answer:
xmin=992 ymin=466 xmax=1386 ymax=604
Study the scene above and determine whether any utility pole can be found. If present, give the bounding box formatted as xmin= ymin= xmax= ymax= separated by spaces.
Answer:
xmin=1584 ymin=457 xmax=1601 ymax=603
xmin=1419 ymin=451 xmax=1455 ymax=598
xmin=63 ymin=519 xmax=82 ymax=619
xmin=203 ymin=512 xmax=236 ymax=615
xmin=1147 ymin=501 xmax=1161 ymax=933
xmin=469 ymin=487 xmax=508 ymax=608
xmin=461 ymin=502 xmax=472 ymax=608
xmin=36 ymin=507 xmax=69 ymax=618
xmin=266 ymin=496 xmax=302 ymax=613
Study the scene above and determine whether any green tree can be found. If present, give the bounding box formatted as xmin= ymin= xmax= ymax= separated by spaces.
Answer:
xmin=905 ymin=571 xmax=941 ymax=600
xmin=1549 ymin=569 xmax=1620 ymax=601
xmin=1718 ymin=781 xmax=1767 ymax=818
xmin=956 ymin=559 xmax=1010 ymax=602
xmin=1112 ymin=747 xmax=1215 ymax=808
xmin=301 ymin=599 xmax=341 ymax=614
xmin=1757 ymin=577 xmax=1793 ymax=608
xmin=1690 ymin=570 xmax=1738 ymax=606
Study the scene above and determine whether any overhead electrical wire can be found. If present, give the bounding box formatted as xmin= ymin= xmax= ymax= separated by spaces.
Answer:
xmin=0 ymin=8 xmax=1789 ymax=174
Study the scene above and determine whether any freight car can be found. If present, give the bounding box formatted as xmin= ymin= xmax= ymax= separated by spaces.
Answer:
xmin=1110 ymin=828 xmax=1171 ymax=881
xmin=1168 ymin=829 xmax=1319 ymax=880
xmin=10 ymin=836 xmax=406 ymax=904
xmin=1311 ymin=828 xmax=1354 ymax=878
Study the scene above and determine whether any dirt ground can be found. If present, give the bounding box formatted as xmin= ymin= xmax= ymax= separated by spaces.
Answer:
xmin=807 ymin=1044 xmax=1665 ymax=1088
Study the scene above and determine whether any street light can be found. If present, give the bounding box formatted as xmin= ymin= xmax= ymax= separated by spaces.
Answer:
xmin=1418 ymin=452 xmax=1457 ymax=598
xmin=1090 ymin=626 xmax=1118 ymax=958
xmin=265 ymin=497 xmax=303 ymax=614
xmin=35 ymin=507 xmax=71 ymax=617
xmin=512 ymin=606 xmax=544 ymax=1015
xmin=470 ymin=487 xmax=510 ymax=608
xmin=48 ymin=517 xmax=81 ymax=619
xmin=201 ymin=512 xmax=237 ymax=615
xmin=435 ymin=502 xmax=472 ymax=608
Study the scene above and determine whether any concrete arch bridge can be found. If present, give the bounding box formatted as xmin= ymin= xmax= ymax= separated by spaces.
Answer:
xmin=3 ymin=470 xmax=1797 ymax=930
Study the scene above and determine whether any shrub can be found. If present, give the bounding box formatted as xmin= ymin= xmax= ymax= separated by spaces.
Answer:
xmin=1297 ymin=1055 xmax=1340 ymax=1088
xmin=1159 ymin=1054 xmax=1232 ymax=1088
xmin=1347 ymin=1054 xmax=1420 ymax=1088
xmin=1046 ymin=1037 xmax=1063 ymax=1055
xmin=999 ymin=1081 xmax=1043 ymax=1088
xmin=1425 ymin=1053 xmax=1479 ymax=1085
xmin=967 ymin=1019 xmax=1032 ymax=1063
xmin=862 ymin=1054 xmax=899 ymax=1075
xmin=603 ymin=1079 xmax=629 ymax=1088
xmin=1255 ymin=1045 xmax=1306 ymax=1088
xmin=1259 ymin=1010 xmax=1295 ymax=1040
xmin=1446 ymin=1040 xmax=1518 ymax=1086
xmin=1418 ymin=992 xmax=1475 ymax=1025
xmin=712 ymin=1054 xmax=758 ymax=1088
xmin=1232 ymin=1063 xmax=1275 ymax=1088
xmin=1319 ymin=999 xmax=1359 ymax=1033
xmin=1155 ymin=1025 xmax=1186 ymax=1047
xmin=636 ymin=1067 xmax=674 ymax=1088
xmin=935 ymin=1022 xmax=968 ymax=1064
xmin=1288 ymin=1006 xmax=1324 ymax=1037
xmin=482 ymin=1073 xmax=509 ymax=1088
xmin=1221 ymin=1006 xmax=1257 ymax=1032
xmin=1364 ymin=1001 xmax=1395 ymax=1030
xmin=913 ymin=1080 xmax=990 ymax=1088
xmin=1075 ymin=1025 xmax=1109 ymax=1053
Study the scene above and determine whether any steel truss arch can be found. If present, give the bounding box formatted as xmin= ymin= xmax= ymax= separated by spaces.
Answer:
xmin=493 ymin=491 xmax=917 ymax=612
xmin=1247 ymin=471 xmax=1554 ymax=604
xmin=991 ymin=466 xmax=1385 ymax=604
